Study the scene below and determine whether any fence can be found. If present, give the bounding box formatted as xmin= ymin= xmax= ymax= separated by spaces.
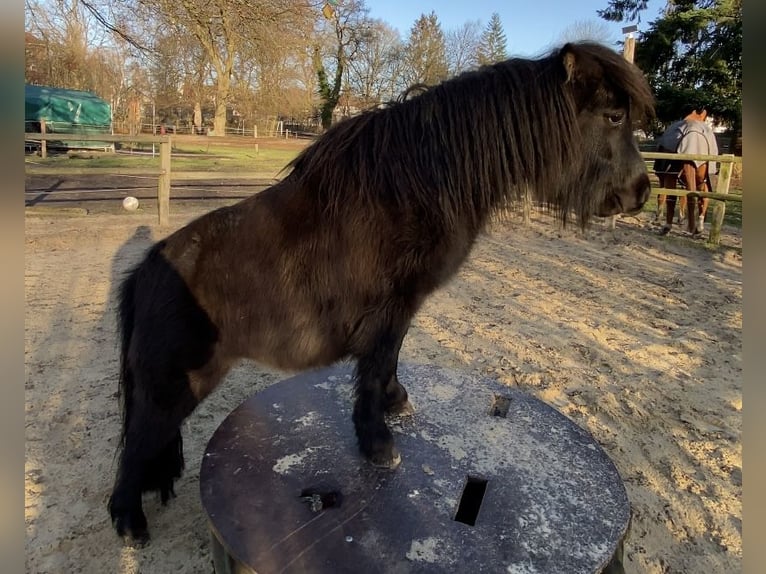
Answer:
xmin=110 ymin=119 xmax=319 ymax=139
xmin=25 ymin=132 xmax=742 ymax=244
xmin=641 ymin=151 xmax=741 ymax=245
xmin=25 ymin=132 xmax=173 ymax=225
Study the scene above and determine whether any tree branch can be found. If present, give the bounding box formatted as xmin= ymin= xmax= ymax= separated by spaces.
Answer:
xmin=78 ymin=0 xmax=152 ymax=52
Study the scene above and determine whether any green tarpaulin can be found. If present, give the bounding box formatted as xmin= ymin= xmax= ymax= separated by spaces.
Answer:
xmin=25 ymin=84 xmax=111 ymax=131
xmin=25 ymin=84 xmax=112 ymax=149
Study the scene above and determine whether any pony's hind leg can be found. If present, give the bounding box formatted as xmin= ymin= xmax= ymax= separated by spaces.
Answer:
xmin=109 ymin=242 xmax=228 ymax=545
xmin=108 ymin=366 xmax=199 ymax=547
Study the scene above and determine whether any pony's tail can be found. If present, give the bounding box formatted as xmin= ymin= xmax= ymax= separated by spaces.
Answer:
xmin=116 ymin=267 xmax=139 ymax=448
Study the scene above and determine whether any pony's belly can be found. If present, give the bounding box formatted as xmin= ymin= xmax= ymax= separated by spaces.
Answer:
xmin=238 ymin=321 xmax=348 ymax=372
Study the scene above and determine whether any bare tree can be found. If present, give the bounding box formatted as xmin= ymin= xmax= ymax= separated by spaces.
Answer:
xmin=25 ymin=0 xmax=136 ymax=128
xmin=557 ymin=19 xmax=613 ymax=45
xmin=25 ymin=0 xmax=110 ymax=91
xmin=445 ymin=20 xmax=481 ymax=76
xmin=345 ymin=19 xmax=404 ymax=107
xmin=241 ymin=35 xmax=316 ymax=125
xmin=312 ymin=0 xmax=371 ymax=129
xmin=107 ymin=0 xmax=312 ymax=135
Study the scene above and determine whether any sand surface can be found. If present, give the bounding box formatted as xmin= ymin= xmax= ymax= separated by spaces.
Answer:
xmin=25 ymin=205 xmax=741 ymax=573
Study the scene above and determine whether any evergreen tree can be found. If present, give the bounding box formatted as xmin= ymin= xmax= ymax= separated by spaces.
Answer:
xmin=404 ymin=11 xmax=449 ymax=86
xmin=599 ymin=0 xmax=741 ymax=137
xmin=477 ymin=12 xmax=508 ymax=66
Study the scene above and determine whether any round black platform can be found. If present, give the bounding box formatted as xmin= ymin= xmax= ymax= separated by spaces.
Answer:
xmin=200 ymin=363 xmax=630 ymax=573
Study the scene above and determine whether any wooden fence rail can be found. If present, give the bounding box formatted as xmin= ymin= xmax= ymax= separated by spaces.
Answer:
xmin=641 ymin=152 xmax=740 ymax=245
xmin=25 ymin=132 xmax=172 ymax=225
xmin=25 ymin=133 xmax=742 ymax=244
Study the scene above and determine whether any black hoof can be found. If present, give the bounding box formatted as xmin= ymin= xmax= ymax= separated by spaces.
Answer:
xmin=114 ymin=514 xmax=150 ymax=548
xmin=369 ymin=447 xmax=402 ymax=469
xmin=110 ymin=497 xmax=150 ymax=548
xmin=386 ymin=399 xmax=416 ymax=416
xmin=121 ymin=528 xmax=151 ymax=548
xmin=356 ymin=424 xmax=402 ymax=470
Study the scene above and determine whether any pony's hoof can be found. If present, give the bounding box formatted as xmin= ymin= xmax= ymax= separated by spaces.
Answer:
xmin=122 ymin=530 xmax=150 ymax=548
xmin=115 ymin=519 xmax=150 ymax=548
xmin=387 ymin=399 xmax=416 ymax=416
xmin=370 ymin=448 xmax=402 ymax=469
xmin=111 ymin=505 xmax=150 ymax=548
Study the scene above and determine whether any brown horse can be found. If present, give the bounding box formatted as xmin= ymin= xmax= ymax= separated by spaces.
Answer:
xmin=108 ymin=42 xmax=654 ymax=546
xmin=657 ymin=162 xmax=713 ymax=234
xmin=654 ymin=106 xmax=718 ymax=235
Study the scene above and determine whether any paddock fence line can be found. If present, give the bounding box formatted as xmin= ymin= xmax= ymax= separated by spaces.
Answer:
xmin=641 ymin=152 xmax=741 ymax=245
xmin=25 ymin=132 xmax=742 ymax=243
xmin=26 ymin=132 xmax=173 ymax=225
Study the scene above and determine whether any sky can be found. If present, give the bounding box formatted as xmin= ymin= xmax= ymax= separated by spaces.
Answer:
xmin=364 ymin=0 xmax=666 ymax=57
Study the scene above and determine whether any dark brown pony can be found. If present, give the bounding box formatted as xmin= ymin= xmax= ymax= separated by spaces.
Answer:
xmin=108 ymin=42 xmax=654 ymax=546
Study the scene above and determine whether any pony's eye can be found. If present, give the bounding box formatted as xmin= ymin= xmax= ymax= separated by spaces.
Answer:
xmin=606 ymin=112 xmax=625 ymax=126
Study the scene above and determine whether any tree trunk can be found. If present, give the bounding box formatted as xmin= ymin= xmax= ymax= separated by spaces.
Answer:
xmin=320 ymin=103 xmax=334 ymax=129
xmin=211 ymin=56 xmax=232 ymax=136
xmin=314 ymin=45 xmax=344 ymax=130
xmin=193 ymin=102 xmax=202 ymax=134
xmin=213 ymin=99 xmax=228 ymax=136
xmin=213 ymin=77 xmax=229 ymax=136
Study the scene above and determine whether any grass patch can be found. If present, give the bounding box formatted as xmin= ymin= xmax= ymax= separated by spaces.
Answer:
xmin=25 ymin=141 xmax=304 ymax=175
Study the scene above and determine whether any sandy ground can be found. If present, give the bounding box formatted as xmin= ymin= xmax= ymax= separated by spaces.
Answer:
xmin=25 ymin=203 xmax=741 ymax=574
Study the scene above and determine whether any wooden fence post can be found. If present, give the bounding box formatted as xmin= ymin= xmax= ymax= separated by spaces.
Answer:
xmin=707 ymin=154 xmax=734 ymax=246
xmin=605 ymin=27 xmax=637 ymax=231
xmin=157 ymin=138 xmax=171 ymax=226
xmin=40 ymin=119 xmax=47 ymax=159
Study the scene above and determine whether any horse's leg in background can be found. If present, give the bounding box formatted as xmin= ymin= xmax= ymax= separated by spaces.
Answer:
xmin=677 ymin=195 xmax=687 ymax=224
xmin=659 ymin=173 xmax=678 ymax=235
xmin=679 ymin=163 xmax=699 ymax=234
xmin=688 ymin=163 xmax=710 ymax=234
xmin=655 ymin=193 xmax=666 ymax=222
xmin=353 ymin=321 xmax=410 ymax=468
xmin=674 ymin=171 xmax=687 ymax=224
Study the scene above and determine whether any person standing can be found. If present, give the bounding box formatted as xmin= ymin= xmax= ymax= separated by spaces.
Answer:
xmin=653 ymin=104 xmax=719 ymax=236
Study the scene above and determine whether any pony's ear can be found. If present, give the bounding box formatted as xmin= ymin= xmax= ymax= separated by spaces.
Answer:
xmin=558 ymin=43 xmax=604 ymax=108
xmin=560 ymin=43 xmax=593 ymax=84
xmin=562 ymin=48 xmax=577 ymax=83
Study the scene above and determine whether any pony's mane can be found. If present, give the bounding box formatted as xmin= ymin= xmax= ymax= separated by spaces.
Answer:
xmin=287 ymin=42 xmax=653 ymax=227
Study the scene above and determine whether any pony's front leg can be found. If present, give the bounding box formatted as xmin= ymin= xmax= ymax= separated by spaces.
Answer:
xmin=384 ymin=366 xmax=415 ymax=415
xmin=353 ymin=327 xmax=408 ymax=469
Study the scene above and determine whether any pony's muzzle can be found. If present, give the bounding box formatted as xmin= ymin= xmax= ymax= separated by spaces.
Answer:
xmin=599 ymin=173 xmax=651 ymax=217
xmin=627 ymin=173 xmax=652 ymax=214
xmin=636 ymin=173 xmax=652 ymax=205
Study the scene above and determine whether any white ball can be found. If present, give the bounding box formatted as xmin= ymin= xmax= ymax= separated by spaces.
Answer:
xmin=122 ymin=196 xmax=139 ymax=211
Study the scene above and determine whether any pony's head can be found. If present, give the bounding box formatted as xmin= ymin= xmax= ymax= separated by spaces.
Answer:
xmin=554 ymin=42 xmax=654 ymax=222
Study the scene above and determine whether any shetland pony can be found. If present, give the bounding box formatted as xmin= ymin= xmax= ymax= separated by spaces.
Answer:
xmin=109 ymin=42 xmax=654 ymax=546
